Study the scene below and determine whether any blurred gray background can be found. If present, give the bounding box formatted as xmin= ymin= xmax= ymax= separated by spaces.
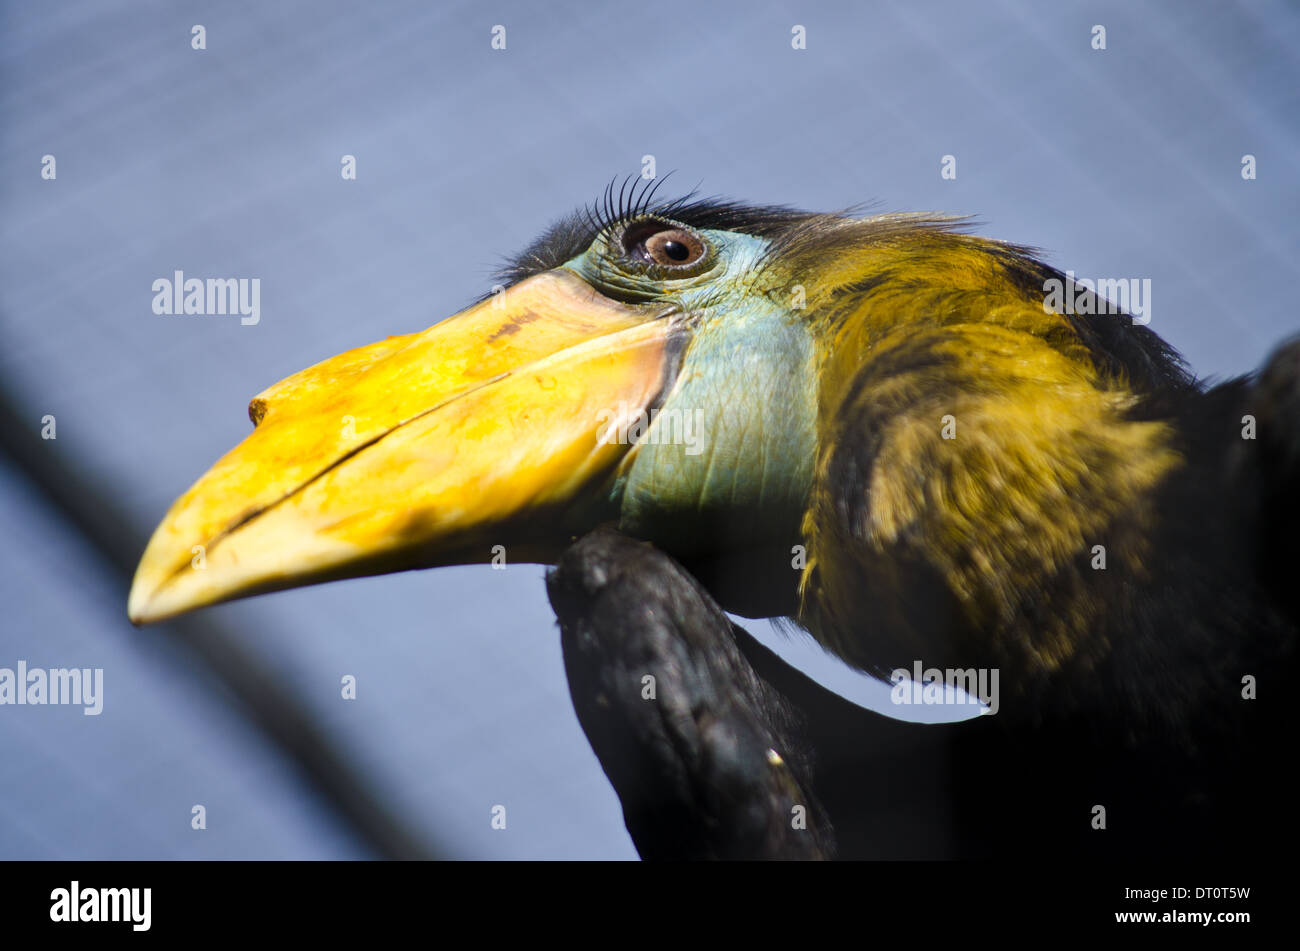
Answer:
xmin=1 ymin=0 xmax=1295 ymax=859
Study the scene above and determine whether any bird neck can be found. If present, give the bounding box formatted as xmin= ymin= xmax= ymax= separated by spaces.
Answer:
xmin=793 ymin=233 xmax=1185 ymax=707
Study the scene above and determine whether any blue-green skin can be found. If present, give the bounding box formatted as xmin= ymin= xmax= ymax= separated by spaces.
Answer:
xmin=562 ymin=228 xmax=818 ymax=556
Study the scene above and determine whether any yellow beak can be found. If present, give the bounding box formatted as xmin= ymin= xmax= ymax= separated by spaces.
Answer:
xmin=128 ymin=270 xmax=672 ymax=624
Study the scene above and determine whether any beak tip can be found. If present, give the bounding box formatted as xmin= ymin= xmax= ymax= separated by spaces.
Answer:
xmin=127 ymin=565 xmax=174 ymax=626
xmin=126 ymin=584 xmax=153 ymax=626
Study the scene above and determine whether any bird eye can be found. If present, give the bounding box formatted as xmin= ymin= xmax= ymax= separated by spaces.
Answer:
xmin=619 ymin=221 xmax=707 ymax=269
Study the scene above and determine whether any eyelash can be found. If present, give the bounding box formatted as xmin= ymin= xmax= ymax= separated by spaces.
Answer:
xmin=582 ymin=173 xmax=677 ymax=237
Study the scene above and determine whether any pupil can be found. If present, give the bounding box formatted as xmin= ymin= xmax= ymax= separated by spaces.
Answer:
xmin=662 ymin=240 xmax=690 ymax=261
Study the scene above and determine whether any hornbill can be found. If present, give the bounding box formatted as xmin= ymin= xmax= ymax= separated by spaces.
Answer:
xmin=128 ymin=182 xmax=1298 ymax=859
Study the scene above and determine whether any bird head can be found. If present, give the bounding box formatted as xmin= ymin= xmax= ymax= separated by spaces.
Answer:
xmin=128 ymin=186 xmax=832 ymax=625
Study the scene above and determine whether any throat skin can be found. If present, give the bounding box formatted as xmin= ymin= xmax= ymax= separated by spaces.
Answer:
xmin=612 ymin=301 xmax=818 ymax=611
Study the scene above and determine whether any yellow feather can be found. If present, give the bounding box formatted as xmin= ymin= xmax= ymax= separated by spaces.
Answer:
xmin=770 ymin=221 xmax=1183 ymax=686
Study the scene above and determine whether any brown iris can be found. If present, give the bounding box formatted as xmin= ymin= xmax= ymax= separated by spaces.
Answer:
xmin=620 ymin=221 xmax=707 ymax=268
